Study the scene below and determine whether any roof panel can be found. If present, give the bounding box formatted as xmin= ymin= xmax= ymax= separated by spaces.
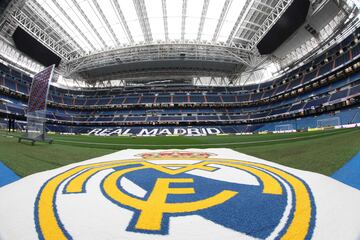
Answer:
xmin=185 ymin=0 xmax=203 ymax=40
xmin=218 ymin=0 xmax=250 ymax=42
xmin=99 ymin=0 xmax=119 ymax=25
xmin=119 ymin=0 xmax=144 ymax=42
xmin=201 ymin=0 xmax=225 ymax=41
xmin=41 ymin=0 xmax=95 ymax=51
xmin=112 ymin=23 xmax=130 ymax=44
xmin=80 ymin=0 xmax=114 ymax=47
xmin=15 ymin=0 xmax=302 ymax=60
xmin=97 ymin=0 xmax=124 ymax=45
xmin=63 ymin=0 xmax=103 ymax=49
xmin=145 ymin=0 xmax=165 ymax=41
xmin=97 ymin=27 xmax=114 ymax=47
xmin=167 ymin=0 xmax=182 ymax=40
xmin=28 ymin=0 xmax=268 ymax=50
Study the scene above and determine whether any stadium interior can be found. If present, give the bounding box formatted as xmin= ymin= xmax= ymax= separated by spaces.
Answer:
xmin=1 ymin=1 xmax=360 ymax=239
xmin=0 ymin=0 xmax=360 ymax=137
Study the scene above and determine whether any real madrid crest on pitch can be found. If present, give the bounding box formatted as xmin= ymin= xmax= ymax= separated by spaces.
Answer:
xmin=34 ymin=151 xmax=316 ymax=240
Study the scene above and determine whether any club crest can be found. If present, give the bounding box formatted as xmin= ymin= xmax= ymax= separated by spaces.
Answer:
xmin=34 ymin=151 xmax=316 ymax=239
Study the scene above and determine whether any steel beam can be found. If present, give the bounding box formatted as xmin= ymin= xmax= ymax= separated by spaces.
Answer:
xmin=243 ymin=20 xmax=261 ymax=28
xmin=248 ymin=0 xmax=294 ymax=49
xmin=0 ymin=0 xmax=28 ymax=38
xmin=133 ymin=0 xmax=153 ymax=42
xmin=254 ymin=0 xmax=275 ymax=10
xmin=63 ymin=43 xmax=251 ymax=76
xmin=111 ymin=0 xmax=134 ymax=44
xmin=239 ymin=25 xmax=258 ymax=33
xmin=11 ymin=9 xmax=75 ymax=60
xmin=197 ymin=0 xmax=210 ymax=41
xmin=226 ymin=0 xmax=253 ymax=44
xmin=161 ymin=0 xmax=169 ymax=42
xmin=251 ymin=6 xmax=270 ymax=16
xmin=91 ymin=0 xmax=120 ymax=46
xmin=27 ymin=0 xmax=85 ymax=54
xmin=212 ymin=0 xmax=231 ymax=42
xmin=51 ymin=0 xmax=98 ymax=50
xmin=234 ymin=36 xmax=251 ymax=42
xmin=181 ymin=0 xmax=187 ymax=41
xmin=70 ymin=0 xmax=108 ymax=48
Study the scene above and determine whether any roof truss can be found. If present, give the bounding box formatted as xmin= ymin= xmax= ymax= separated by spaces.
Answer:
xmin=49 ymin=0 xmax=97 ymax=51
xmin=111 ymin=0 xmax=134 ymax=44
xmin=247 ymin=0 xmax=294 ymax=49
xmin=2 ymin=0 xmax=297 ymax=63
xmin=161 ymin=0 xmax=169 ymax=42
xmin=91 ymin=0 xmax=120 ymax=46
xmin=26 ymin=1 xmax=85 ymax=54
xmin=226 ymin=0 xmax=253 ymax=44
xmin=212 ymin=0 xmax=231 ymax=42
xmin=69 ymin=0 xmax=108 ymax=49
xmin=11 ymin=9 xmax=77 ymax=60
xmin=181 ymin=0 xmax=187 ymax=41
xmin=133 ymin=0 xmax=153 ymax=42
xmin=197 ymin=0 xmax=210 ymax=41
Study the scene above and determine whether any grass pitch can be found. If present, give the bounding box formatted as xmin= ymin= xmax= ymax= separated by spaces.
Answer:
xmin=0 ymin=127 xmax=359 ymax=177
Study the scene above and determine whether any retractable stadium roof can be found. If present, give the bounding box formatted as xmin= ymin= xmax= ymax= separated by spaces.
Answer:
xmin=0 ymin=0 xmax=358 ymax=87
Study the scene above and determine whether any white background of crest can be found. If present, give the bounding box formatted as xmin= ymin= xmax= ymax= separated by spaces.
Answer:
xmin=0 ymin=149 xmax=360 ymax=240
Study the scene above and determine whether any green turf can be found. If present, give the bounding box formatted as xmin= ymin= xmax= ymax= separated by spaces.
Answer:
xmin=1 ymin=127 xmax=359 ymax=177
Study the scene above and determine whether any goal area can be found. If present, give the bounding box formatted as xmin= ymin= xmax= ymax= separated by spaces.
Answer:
xmin=316 ymin=117 xmax=341 ymax=128
xmin=274 ymin=124 xmax=295 ymax=132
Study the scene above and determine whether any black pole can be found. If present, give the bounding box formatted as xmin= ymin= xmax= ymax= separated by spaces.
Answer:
xmin=12 ymin=119 xmax=15 ymax=132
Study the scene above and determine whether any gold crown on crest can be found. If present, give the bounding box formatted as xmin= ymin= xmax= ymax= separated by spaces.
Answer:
xmin=138 ymin=151 xmax=214 ymax=159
